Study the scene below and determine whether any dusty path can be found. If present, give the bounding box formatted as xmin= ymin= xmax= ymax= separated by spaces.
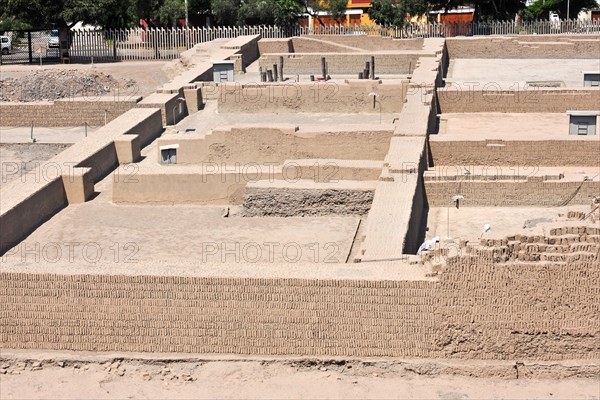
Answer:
xmin=1 ymin=359 xmax=598 ymax=399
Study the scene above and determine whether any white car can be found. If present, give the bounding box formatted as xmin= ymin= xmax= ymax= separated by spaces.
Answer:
xmin=48 ymin=29 xmax=59 ymax=48
xmin=0 ymin=35 xmax=11 ymax=55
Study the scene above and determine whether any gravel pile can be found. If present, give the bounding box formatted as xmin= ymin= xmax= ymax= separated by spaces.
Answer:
xmin=0 ymin=69 xmax=137 ymax=102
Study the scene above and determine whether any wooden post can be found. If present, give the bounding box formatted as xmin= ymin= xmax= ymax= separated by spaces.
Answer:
xmin=321 ymin=57 xmax=326 ymax=79
xmin=273 ymin=64 xmax=278 ymax=82
xmin=371 ymin=55 xmax=376 ymax=80
xmin=279 ymin=56 xmax=284 ymax=81
xmin=365 ymin=62 xmax=370 ymax=79
xmin=267 ymin=70 xmax=273 ymax=82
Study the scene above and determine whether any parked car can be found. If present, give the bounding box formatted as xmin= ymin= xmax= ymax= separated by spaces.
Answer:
xmin=48 ymin=29 xmax=59 ymax=48
xmin=0 ymin=35 xmax=11 ymax=55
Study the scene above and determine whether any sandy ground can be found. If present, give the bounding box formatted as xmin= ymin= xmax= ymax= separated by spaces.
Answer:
xmin=0 ymin=142 xmax=71 ymax=183
xmin=425 ymin=206 xmax=589 ymax=242
xmin=0 ymin=60 xmax=171 ymax=98
xmin=174 ymin=102 xmax=398 ymax=136
xmin=2 ymin=169 xmax=359 ymax=265
xmin=447 ymin=58 xmax=600 ymax=88
xmin=0 ymin=126 xmax=97 ymax=143
xmin=1 ymin=358 xmax=599 ymax=400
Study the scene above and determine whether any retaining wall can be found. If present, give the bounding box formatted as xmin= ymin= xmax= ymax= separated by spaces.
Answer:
xmin=242 ymin=180 xmax=377 ymax=216
xmin=0 ymin=98 xmax=140 ymax=127
xmin=113 ymin=160 xmax=383 ymax=205
xmin=217 ymin=80 xmax=407 ymax=114
xmin=259 ymin=53 xmax=421 ymax=75
xmin=424 ymin=178 xmax=600 ymax=207
xmin=1 ymin=241 xmax=598 ymax=360
xmin=446 ymin=35 xmax=600 ymax=59
xmin=0 ymin=108 xmax=163 ymax=255
xmin=156 ymin=126 xmax=393 ymax=164
xmin=301 ymin=35 xmax=424 ymax=51
xmin=437 ymin=88 xmax=600 ymax=113
xmin=429 ymin=139 xmax=600 ymax=166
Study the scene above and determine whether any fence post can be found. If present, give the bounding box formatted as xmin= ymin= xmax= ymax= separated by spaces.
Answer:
xmin=113 ymin=30 xmax=117 ymax=61
xmin=28 ymin=31 xmax=33 ymax=63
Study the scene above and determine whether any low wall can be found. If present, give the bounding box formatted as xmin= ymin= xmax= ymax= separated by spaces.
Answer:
xmin=0 ymin=108 xmax=163 ymax=255
xmin=437 ymin=88 xmax=600 ymax=113
xmin=113 ymin=166 xmax=276 ymax=205
xmin=113 ymin=160 xmax=383 ymax=205
xmin=258 ymin=38 xmax=293 ymax=54
xmin=259 ymin=53 xmax=421 ymax=75
xmin=446 ymin=35 xmax=600 ymax=59
xmin=221 ymin=34 xmax=261 ymax=69
xmin=0 ymin=97 xmax=140 ymax=127
xmin=289 ymin=37 xmax=358 ymax=53
xmin=429 ymin=140 xmax=600 ymax=166
xmin=257 ymin=36 xmax=423 ymax=56
xmin=242 ymin=180 xmax=377 ymax=216
xmin=0 ymin=178 xmax=67 ymax=255
xmin=424 ymin=178 xmax=600 ymax=207
xmin=157 ymin=126 xmax=393 ymax=164
xmin=301 ymin=35 xmax=424 ymax=51
xmin=217 ymin=80 xmax=407 ymax=114
xmin=1 ymin=230 xmax=598 ymax=360
xmin=138 ymin=93 xmax=188 ymax=127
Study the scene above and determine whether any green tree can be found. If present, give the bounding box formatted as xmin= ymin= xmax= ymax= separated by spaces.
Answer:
xmin=474 ymin=0 xmax=525 ymax=20
xmin=1 ymin=0 xmax=138 ymax=28
xmin=212 ymin=0 xmax=302 ymax=26
xmin=521 ymin=0 xmax=598 ymax=19
xmin=211 ymin=0 xmax=239 ymax=24
xmin=368 ymin=0 xmax=428 ymax=26
xmin=157 ymin=0 xmax=186 ymax=26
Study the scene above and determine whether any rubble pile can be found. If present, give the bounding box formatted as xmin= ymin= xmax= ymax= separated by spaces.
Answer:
xmin=0 ymin=69 xmax=137 ymax=102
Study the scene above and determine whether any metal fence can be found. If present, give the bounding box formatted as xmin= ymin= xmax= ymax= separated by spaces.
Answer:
xmin=0 ymin=30 xmax=57 ymax=65
xmin=1 ymin=19 xmax=599 ymax=64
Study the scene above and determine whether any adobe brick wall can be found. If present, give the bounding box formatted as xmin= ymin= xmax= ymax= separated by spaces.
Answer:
xmin=437 ymin=88 xmax=600 ymax=113
xmin=446 ymin=35 xmax=600 ymax=59
xmin=257 ymin=36 xmax=423 ymax=56
xmin=223 ymin=34 xmax=260 ymax=68
xmin=424 ymin=179 xmax=600 ymax=207
xmin=0 ymin=98 xmax=140 ymax=127
xmin=290 ymin=37 xmax=358 ymax=53
xmin=259 ymin=53 xmax=421 ymax=75
xmin=429 ymin=140 xmax=600 ymax=167
xmin=258 ymin=38 xmax=293 ymax=54
xmin=0 ymin=108 xmax=163 ymax=256
xmin=302 ymin=35 xmax=424 ymax=51
xmin=0 ymin=178 xmax=67 ymax=255
xmin=1 ymin=234 xmax=598 ymax=360
xmin=217 ymin=80 xmax=407 ymax=114
xmin=157 ymin=125 xmax=393 ymax=164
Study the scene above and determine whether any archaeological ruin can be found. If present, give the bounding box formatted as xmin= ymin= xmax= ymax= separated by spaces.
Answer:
xmin=0 ymin=33 xmax=599 ymax=372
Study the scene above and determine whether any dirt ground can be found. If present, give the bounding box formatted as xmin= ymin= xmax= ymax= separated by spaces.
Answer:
xmin=425 ymin=206 xmax=589 ymax=242
xmin=1 ymin=358 xmax=599 ymax=400
xmin=0 ymin=142 xmax=71 ymax=183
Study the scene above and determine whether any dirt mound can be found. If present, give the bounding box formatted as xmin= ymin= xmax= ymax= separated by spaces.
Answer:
xmin=0 ymin=69 xmax=137 ymax=102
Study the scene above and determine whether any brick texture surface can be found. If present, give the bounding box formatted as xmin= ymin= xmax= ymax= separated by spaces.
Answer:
xmin=0 ymin=99 xmax=139 ymax=127
xmin=429 ymin=140 xmax=600 ymax=166
xmin=437 ymin=88 xmax=600 ymax=113
xmin=1 ymin=228 xmax=598 ymax=360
